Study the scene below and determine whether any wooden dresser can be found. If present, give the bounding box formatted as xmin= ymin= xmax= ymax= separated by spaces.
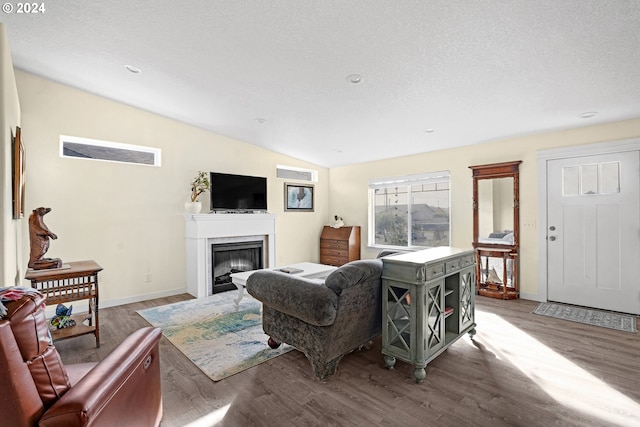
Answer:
xmin=319 ymin=226 xmax=361 ymax=266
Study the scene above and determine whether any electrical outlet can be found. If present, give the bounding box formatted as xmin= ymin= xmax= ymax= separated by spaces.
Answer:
xmin=145 ymin=273 xmax=152 ymax=283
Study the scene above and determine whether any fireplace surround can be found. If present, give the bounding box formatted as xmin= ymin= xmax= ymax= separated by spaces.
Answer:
xmin=184 ymin=213 xmax=276 ymax=298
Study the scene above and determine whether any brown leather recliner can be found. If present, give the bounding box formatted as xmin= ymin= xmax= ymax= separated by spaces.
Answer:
xmin=0 ymin=290 xmax=163 ymax=427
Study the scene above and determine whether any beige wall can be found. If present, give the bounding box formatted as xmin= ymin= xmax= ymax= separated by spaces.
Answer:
xmin=329 ymin=117 xmax=640 ymax=300
xmin=0 ymin=24 xmax=22 ymax=286
xmin=8 ymin=49 xmax=640 ymax=304
xmin=15 ymin=70 xmax=329 ymax=306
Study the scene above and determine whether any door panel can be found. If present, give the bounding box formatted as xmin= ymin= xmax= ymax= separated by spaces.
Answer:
xmin=547 ymin=151 xmax=640 ymax=314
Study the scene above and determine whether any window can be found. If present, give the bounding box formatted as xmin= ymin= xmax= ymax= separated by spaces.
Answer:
xmin=562 ymin=161 xmax=620 ymax=196
xmin=276 ymin=164 xmax=317 ymax=182
xmin=369 ymin=171 xmax=450 ymax=248
xmin=60 ymin=135 xmax=161 ymax=166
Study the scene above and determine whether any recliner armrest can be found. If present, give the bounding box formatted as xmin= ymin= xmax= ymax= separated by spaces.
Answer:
xmin=40 ymin=327 xmax=163 ymax=427
xmin=246 ymin=271 xmax=339 ymax=326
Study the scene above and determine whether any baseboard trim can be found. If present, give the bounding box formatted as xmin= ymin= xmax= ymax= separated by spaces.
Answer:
xmin=519 ymin=292 xmax=544 ymax=302
xmin=101 ymin=287 xmax=189 ymax=308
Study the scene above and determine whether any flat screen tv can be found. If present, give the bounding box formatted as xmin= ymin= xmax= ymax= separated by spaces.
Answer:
xmin=209 ymin=172 xmax=267 ymax=212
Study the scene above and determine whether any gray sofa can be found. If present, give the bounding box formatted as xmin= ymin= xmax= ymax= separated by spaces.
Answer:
xmin=246 ymin=259 xmax=383 ymax=379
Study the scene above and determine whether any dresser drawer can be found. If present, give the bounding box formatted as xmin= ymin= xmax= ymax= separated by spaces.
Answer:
xmin=445 ymin=254 xmax=474 ymax=274
xmin=321 ymin=248 xmax=348 ymax=258
xmin=423 ymin=263 xmax=444 ymax=280
xmin=320 ymin=239 xmax=348 ymax=250
xmin=445 ymin=259 xmax=460 ymax=273
xmin=321 ymin=255 xmax=347 ymax=267
xmin=460 ymin=255 xmax=475 ymax=268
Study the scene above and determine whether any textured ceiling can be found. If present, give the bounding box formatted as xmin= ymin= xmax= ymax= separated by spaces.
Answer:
xmin=4 ymin=1 xmax=640 ymax=167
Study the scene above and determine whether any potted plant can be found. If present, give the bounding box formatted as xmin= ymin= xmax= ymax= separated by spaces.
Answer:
xmin=185 ymin=171 xmax=209 ymax=214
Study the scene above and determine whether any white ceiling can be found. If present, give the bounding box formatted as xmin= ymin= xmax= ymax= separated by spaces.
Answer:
xmin=4 ymin=1 xmax=640 ymax=167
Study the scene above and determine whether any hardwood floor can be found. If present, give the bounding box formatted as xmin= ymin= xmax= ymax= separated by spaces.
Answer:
xmin=55 ymin=295 xmax=640 ymax=427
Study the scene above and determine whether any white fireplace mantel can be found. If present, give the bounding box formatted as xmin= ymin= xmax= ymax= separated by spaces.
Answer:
xmin=184 ymin=213 xmax=276 ymax=298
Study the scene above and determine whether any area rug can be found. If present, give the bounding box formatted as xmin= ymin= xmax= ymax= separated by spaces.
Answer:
xmin=533 ymin=302 xmax=637 ymax=333
xmin=137 ymin=291 xmax=293 ymax=381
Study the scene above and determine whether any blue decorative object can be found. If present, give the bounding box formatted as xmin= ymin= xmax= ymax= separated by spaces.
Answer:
xmin=51 ymin=303 xmax=75 ymax=329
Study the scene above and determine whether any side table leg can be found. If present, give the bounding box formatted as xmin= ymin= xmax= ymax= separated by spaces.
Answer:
xmin=93 ymin=297 xmax=100 ymax=348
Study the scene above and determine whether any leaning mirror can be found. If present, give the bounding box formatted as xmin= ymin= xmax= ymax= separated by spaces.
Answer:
xmin=469 ymin=161 xmax=521 ymax=300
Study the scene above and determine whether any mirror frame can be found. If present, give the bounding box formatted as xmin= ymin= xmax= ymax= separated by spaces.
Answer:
xmin=469 ymin=160 xmax=522 ymax=250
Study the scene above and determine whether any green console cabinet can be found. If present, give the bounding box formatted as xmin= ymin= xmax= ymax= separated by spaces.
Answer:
xmin=381 ymin=247 xmax=476 ymax=383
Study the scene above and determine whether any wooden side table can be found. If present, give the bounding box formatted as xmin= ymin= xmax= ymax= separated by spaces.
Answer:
xmin=25 ymin=260 xmax=103 ymax=347
xmin=475 ymin=247 xmax=518 ymax=299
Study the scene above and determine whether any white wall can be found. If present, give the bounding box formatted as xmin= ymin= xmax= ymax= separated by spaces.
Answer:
xmin=15 ymin=70 xmax=329 ymax=306
xmin=329 ymin=117 xmax=640 ymax=300
xmin=0 ymin=24 xmax=22 ymax=286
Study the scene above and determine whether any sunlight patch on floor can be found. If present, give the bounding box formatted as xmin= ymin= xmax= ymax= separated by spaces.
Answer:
xmin=182 ymin=403 xmax=230 ymax=427
xmin=475 ymin=310 xmax=640 ymax=426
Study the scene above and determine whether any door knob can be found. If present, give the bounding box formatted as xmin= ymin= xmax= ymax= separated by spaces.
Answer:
xmin=549 ymin=236 xmax=556 ymax=241
xmin=549 ymin=226 xmax=556 ymax=231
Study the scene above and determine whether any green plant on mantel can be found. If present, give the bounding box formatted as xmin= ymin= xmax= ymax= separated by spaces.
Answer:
xmin=190 ymin=171 xmax=210 ymax=202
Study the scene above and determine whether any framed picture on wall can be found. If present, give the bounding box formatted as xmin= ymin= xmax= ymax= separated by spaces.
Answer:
xmin=12 ymin=126 xmax=25 ymax=219
xmin=284 ymin=183 xmax=314 ymax=212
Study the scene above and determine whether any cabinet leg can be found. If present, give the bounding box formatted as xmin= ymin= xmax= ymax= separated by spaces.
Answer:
xmin=413 ymin=365 xmax=426 ymax=383
xmin=384 ymin=355 xmax=396 ymax=369
xmin=468 ymin=328 xmax=477 ymax=338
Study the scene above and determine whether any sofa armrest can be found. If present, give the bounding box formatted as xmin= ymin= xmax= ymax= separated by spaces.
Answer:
xmin=246 ymin=271 xmax=339 ymax=326
xmin=324 ymin=259 xmax=383 ymax=295
xmin=40 ymin=327 xmax=163 ymax=427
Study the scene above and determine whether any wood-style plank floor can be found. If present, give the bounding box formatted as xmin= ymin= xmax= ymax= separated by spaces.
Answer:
xmin=55 ymin=295 xmax=640 ymax=427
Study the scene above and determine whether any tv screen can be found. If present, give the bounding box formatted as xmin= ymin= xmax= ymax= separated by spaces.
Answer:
xmin=210 ymin=172 xmax=267 ymax=212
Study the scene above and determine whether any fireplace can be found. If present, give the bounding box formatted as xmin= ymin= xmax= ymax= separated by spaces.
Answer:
xmin=185 ymin=213 xmax=276 ymax=298
xmin=211 ymin=240 xmax=263 ymax=294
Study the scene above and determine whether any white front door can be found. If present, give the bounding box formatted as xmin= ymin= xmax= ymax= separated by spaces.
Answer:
xmin=547 ymin=150 xmax=640 ymax=314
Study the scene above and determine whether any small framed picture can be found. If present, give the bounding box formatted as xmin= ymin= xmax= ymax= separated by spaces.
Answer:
xmin=12 ymin=126 xmax=25 ymax=219
xmin=284 ymin=183 xmax=314 ymax=212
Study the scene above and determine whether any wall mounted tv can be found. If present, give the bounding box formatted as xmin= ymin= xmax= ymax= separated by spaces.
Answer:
xmin=210 ymin=172 xmax=267 ymax=212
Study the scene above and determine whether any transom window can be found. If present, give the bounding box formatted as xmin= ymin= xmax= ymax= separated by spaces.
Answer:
xmin=369 ymin=171 xmax=450 ymax=248
xmin=60 ymin=135 xmax=161 ymax=167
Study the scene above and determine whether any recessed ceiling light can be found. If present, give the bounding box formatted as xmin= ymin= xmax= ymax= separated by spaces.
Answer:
xmin=346 ymin=74 xmax=363 ymax=84
xmin=424 ymin=129 xmax=435 ymax=133
xmin=578 ymin=111 xmax=597 ymax=119
xmin=255 ymin=118 xmax=267 ymax=124
xmin=124 ymin=64 xmax=142 ymax=74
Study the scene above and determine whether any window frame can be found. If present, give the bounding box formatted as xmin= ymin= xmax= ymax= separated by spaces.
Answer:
xmin=368 ymin=171 xmax=451 ymax=249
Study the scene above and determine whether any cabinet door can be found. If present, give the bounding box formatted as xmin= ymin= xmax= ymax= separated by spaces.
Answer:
xmin=459 ymin=267 xmax=475 ymax=331
xmin=422 ymin=279 xmax=446 ymax=358
xmin=382 ymin=279 xmax=412 ymax=361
